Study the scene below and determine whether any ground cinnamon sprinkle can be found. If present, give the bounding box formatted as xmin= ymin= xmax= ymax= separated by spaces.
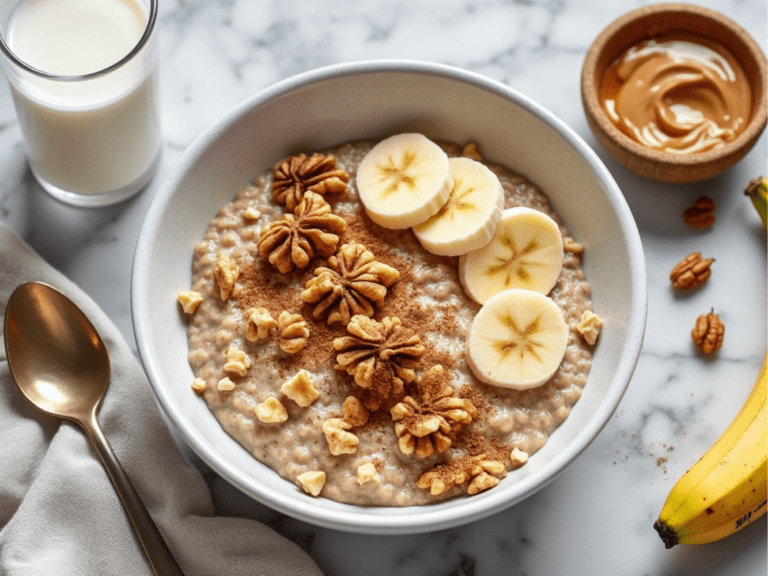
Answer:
xmin=232 ymin=194 xmax=488 ymax=448
xmin=186 ymin=140 xmax=596 ymax=506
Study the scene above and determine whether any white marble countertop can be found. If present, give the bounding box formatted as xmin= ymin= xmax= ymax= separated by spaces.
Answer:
xmin=1 ymin=0 xmax=766 ymax=574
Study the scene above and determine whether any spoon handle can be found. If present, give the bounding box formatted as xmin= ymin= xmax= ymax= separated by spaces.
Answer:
xmin=81 ymin=410 xmax=185 ymax=576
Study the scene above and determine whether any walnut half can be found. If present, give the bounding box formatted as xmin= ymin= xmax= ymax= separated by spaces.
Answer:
xmin=691 ymin=309 xmax=724 ymax=353
xmin=272 ymin=153 xmax=349 ymax=211
xmin=390 ymin=365 xmax=477 ymax=458
xmin=257 ymin=192 xmax=347 ymax=274
xmin=670 ymin=252 xmax=713 ymax=289
xmin=333 ymin=315 xmax=425 ymax=411
xmin=277 ymin=311 xmax=309 ymax=354
xmin=301 ymin=242 xmax=400 ymax=325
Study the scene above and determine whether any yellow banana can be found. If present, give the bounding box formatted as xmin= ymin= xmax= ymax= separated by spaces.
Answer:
xmin=745 ymin=176 xmax=767 ymax=228
xmin=653 ymin=353 xmax=768 ymax=548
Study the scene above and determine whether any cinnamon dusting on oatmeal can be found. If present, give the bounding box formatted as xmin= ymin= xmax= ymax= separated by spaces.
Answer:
xmin=186 ymin=138 xmax=596 ymax=506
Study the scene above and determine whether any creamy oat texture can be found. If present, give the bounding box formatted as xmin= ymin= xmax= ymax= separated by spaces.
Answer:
xmin=185 ymin=140 xmax=595 ymax=506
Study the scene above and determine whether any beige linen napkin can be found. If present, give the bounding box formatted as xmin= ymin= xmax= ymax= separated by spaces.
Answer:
xmin=0 ymin=223 xmax=324 ymax=576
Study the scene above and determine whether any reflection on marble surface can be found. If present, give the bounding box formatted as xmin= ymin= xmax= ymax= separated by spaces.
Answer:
xmin=1 ymin=0 xmax=766 ymax=574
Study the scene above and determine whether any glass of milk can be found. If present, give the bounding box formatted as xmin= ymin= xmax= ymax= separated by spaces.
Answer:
xmin=0 ymin=0 xmax=160 ymax=207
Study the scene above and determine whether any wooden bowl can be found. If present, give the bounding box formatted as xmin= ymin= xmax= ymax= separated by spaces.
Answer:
xmin=581 ymin=3 xmax=767 ymax=182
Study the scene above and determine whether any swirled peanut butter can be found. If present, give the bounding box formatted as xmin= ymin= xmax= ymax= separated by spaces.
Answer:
xmin=600 ymin=32 xmax=752 ymax=154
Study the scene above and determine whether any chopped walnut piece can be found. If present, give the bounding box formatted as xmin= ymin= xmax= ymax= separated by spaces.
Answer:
xmin=296 ymin=470 xmax=326 ymax=496
xmin=281 ymin=369 xmax=319 ymax=407
xmin=257 ymin=192 xmax=347 ymax=273
xmin=177 ymin=291 xmax=203 ymax=314
xmin=224 ymin=345 xmax=251 ymax=377
xmin=255 ymin=397 xmax=288 ymax=423
xmin=467 ymin=473 xmax=500 ymax=495
xmin=213 ymin=253 xmax=239 ymax=300
xmin=245 ymin=307 xmax=277 ymax=342
xmin=243 ymin=206 xmax=262 ymax=220
xmin=563 ymin=237 xmax=584 ymax=254
xmin=333 ymin=315 xmax=426 ymax=411
xmin=217 ymin=377 xmax=236 ymax=392
xmin=322 ymin=418 xmax=359 ymax=455
xmin=683 ymin=196 xmax=716 ymax=228
xmin=342 ymin=396 xmax=369 ymax=427
xmin=461 ymin=142 xmax=483 ymax=162
xmin=277 ymin=311 xmax=310 ymax=354
xmin=670 ymin=252 xmax=714 ymax=289
xmin=356 ymin=462 xmax=381 ymax=486
xmin=691 ymin=309 xmax=725 ymax=354
xmin=272 ymin=153 xmax=350 ymax=211
xmin=510 ymin=447 xmax=529 ymax=466
xmin=416 ymin=461 xmax=470 ymax=496
xmin=301 ymin=242 xmax=400 ymax=325
xmin=417 ymin=453 xmax=505 ymax=497
xmin=191 ymin=378 xmax=207 ymax=394
xmin=466 ymin=456 xmax=505 ymax=494
xmin=576 ymin=310 xmax=603 ymax=345
xmin=390 ymin=365 xmax=477 ymax=458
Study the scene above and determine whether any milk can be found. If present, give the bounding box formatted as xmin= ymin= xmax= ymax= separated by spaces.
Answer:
xmin=2 ymin=0 xmax=160 ymax=203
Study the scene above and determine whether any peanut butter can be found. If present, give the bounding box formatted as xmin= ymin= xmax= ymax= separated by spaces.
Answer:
xmin=600 ymin=32 xmax=752 ymax=154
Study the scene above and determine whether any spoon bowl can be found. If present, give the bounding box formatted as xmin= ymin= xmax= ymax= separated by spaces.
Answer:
xmin=5 ymin=281 xmax=110 ymax=420
xmin=4 ymin=281 xmax=183 ymax=576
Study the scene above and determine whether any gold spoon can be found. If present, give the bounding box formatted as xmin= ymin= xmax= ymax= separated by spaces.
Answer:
xmin=4 ymin=281 xmax=184 ymax=576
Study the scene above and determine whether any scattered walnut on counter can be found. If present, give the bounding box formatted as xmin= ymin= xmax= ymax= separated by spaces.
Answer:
xmin=683 ymin=196 xmax=716 ymax=228
xmin=669 ymin=252 xmax=714 ymax=289
xmin=691 ymin=309 xmax=725 ymax=353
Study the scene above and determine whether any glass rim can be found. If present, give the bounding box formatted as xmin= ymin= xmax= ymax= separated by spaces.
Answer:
xmin=0 ymin=0 xmax=158 ymax=82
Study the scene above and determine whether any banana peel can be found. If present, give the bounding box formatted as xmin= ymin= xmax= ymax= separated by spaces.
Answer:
xmin=745 ymin=176 xmax=767 ymax=228
xmin=654 ymin=354 xmax=767 ymax=548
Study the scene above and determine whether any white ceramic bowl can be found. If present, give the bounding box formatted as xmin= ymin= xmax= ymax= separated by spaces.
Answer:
xmin=132 ymin=60 xmax=647 ymax=534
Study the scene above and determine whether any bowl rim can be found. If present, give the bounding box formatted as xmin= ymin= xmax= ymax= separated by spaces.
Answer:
xmin=132 ymin=59 xmax=647 ymax=533
xmin=580 ymin=2 xmax=768 ymax=180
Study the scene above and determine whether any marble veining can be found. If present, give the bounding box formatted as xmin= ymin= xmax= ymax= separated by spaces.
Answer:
xmin=1 ymin=0 xmax=766 ymax=574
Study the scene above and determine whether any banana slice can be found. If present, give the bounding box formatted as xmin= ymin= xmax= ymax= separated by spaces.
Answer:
xmin=465 ymin=288 xmax=569 ymax=389
xmin=412 ymin=156 xmax=504 ymax=256
xmin=458 ymin=206 xmax=563 ymax=304
xmin=356 ymin=133 xmax=453 ymax=229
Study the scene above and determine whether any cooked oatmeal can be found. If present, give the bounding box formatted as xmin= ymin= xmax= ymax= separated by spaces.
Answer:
xmin=184 ymin=139 xmax=596 ymax=506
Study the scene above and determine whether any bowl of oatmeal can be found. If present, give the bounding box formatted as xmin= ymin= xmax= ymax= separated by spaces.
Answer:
xmin=132 ymin=60 xmax=647 ymax=534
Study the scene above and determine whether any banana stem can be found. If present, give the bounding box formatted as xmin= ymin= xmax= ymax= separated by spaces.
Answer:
xmin=653 ymin=519 xmax=679 ymax=549
xmin=745 ymin=176 xmax=767 ymax=229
